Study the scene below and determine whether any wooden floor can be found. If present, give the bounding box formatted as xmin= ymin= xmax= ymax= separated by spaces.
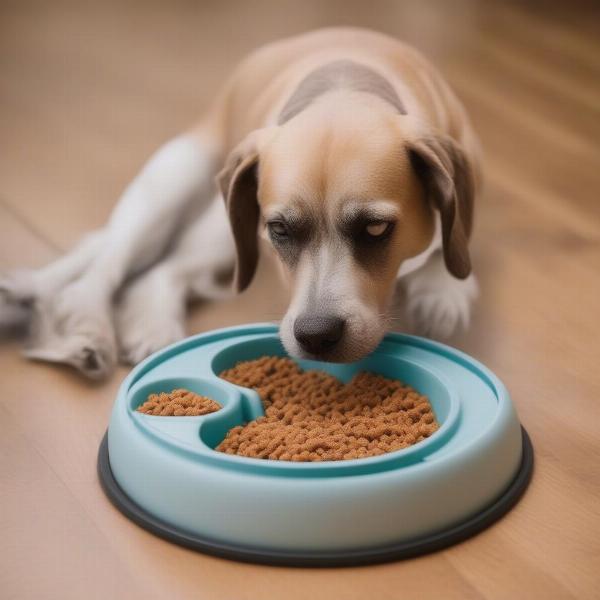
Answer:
xmin=1 ymin=1 xmax=599 ymax=598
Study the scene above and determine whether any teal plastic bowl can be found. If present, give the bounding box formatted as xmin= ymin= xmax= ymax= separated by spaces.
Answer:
xmin=98 ymin=323 xmax=533 ymax=566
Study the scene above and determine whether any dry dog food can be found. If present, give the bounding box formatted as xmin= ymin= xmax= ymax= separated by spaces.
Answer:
xmin=137 ymin=389 xmax=221 ymax=416
xmin=216 ymin=356 xmax=438 ymax=461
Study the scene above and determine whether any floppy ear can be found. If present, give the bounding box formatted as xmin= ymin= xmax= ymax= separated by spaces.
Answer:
xmin=408 ymin=136 xmax=475 ymax=279
xmin=216 ymin=141 xmax=260 ymax=292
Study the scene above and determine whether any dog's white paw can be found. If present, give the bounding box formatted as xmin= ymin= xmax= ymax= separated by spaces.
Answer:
xmin=24 ymin=331 xmax=116 ymax=379
xmin=405 ymin=253 xmax=478 ymax=339
xmin=23 ymin=280 xmax=117 ymax=379
xmin=0 ymin=269 xmax=36 ymax=329
xmin=118 ymin=315 xmax=185 ymax=365
xmin=116 ymin=270 xmax=186 ymax=365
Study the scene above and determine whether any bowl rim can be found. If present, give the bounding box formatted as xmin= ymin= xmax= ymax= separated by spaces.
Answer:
xmin=113 ymin=323 xmax=510 ymax=476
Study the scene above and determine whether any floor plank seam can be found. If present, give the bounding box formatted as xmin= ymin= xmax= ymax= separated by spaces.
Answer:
xmin=0 ymin=196 xmax=62 ymax=254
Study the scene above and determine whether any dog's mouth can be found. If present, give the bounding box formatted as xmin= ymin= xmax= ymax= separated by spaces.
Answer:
xmin=291 ymin=346 xmax=346 ymax=363
xmin=280 ymin=329 xmax=384 ymax=364
xmin=296 ymin=346 xmax=379 ymax=364
xmin=279 ymin=307 xmax=388 ymax=364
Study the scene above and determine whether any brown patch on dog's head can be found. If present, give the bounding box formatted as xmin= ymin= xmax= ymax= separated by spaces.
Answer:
xmin=278 ymin=59 xmax=406 ymax=124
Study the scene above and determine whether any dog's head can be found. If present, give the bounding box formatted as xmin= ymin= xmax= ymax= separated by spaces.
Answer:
xmin=218 ymin=93 xmax=474 ymax=362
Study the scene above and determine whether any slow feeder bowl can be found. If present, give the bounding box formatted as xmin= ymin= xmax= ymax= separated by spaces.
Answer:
xmin=98 ymin=324 xmax=533 ymax=566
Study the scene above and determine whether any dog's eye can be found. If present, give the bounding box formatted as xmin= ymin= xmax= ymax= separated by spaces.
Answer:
xmin=267 ymin=220 xmax=289 ymax=240
xmin=365 ymin=221 xmax=393 ymax=238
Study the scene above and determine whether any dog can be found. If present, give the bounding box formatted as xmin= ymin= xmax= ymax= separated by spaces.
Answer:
xmin=0 ymin=27 xmax=480 ymax=379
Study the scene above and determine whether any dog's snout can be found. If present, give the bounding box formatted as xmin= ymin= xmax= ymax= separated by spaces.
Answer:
xmin=293 ymin=314 xmax=345 ymax=354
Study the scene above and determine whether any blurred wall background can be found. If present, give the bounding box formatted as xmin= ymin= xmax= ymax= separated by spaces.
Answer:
xmin=1 ymin=0 xmax=597 ymax=247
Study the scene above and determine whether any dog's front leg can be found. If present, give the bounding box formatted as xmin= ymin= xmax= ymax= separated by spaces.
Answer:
xmin=22 ymin=132 xmax=221 ymax=378
xmin=115 ymin=195 xmax=235 ymax=364
xmin=403 ymin=250 xmax=478 ymax=339
xmin=0 ymin=230 xmax=105 ymax=331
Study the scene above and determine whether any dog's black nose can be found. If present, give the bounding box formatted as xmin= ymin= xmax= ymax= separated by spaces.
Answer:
xmin=293 ymin=314 xmax=345 ymax=355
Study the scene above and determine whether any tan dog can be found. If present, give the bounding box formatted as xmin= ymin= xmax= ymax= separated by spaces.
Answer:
xmin=0 ymin=27 xmax=480 ymax=377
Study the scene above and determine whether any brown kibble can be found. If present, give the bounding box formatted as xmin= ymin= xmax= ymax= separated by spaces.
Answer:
xmin=137 ymin=389 xmax=221 ymax=416
xmin=216 ymin=356 xmax=438 ymax=462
